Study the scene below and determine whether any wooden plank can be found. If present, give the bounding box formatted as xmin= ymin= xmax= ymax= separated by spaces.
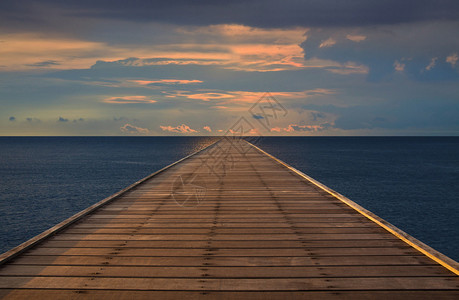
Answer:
xmin=0 ymin=290 xmax=458 ymax=300
xmin=0 ymin=276 xmax=458 ymax=290
xmin=61 ymin=227 xmax=388 ymax=235
xmin=71 ymin=222 xmax=380 ymax=228
xmin=0 ymin=265 xmax=454 ymax=278
xmin=24 ymin=246 xmax=419 ymax=257
xmin=81 ymin=217 xmax=369 ymax=223
xmin=40 ymin=239 xmax=408 ymax=249
xmin=10 ymin=255 xmax=435 ymax=266
xmin=50 ymin=233 xmax=397 ymax=241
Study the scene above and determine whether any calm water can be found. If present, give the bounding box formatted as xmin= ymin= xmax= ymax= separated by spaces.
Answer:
xmin=0 ymin=137 xmax=458 ymax=262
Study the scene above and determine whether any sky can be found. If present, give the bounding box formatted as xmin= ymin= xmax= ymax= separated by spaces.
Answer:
xmin=1 ymin=0 xmax=459 ymax=136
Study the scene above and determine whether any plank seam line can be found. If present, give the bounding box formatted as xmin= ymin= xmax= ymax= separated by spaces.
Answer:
xmin=8 ymin=264 xmax=441 ymax=268
xmin=0 ymin=139 xmax=222 ymax=265
xmin=0 ymin=275 xmax=455 ymax=279
xmin=246 ymin=140 xmax=459 ymax=276
xmin=0 ymin=288 xmax=457 ymax=292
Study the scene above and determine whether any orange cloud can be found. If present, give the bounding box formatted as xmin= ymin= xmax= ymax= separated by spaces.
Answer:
xmin=103 ymin=96 xmax=157 ymax=104
xmin=120 ymin=124 xmax=149 ymax=135
xmin=203 ymin=126 xmax=212 ymax=132
xmin=164 ymin=91 xmax=234 ymax=102
xmin=228 ymin=128 xmax=260 ymax=135
xmin=346 ymin=34 xmax=367 ymax=42
xmin=394 ymin=60 xmax=405 ymax=72
xmin=319 ymin=38 xmax=336 ymax=48
xmin=178 ymin=24 xmax=307 ymax=44
xmin=446 ymin=53 xmax=458 ymax=67
xmin=425 ymin=57 xmax=438 ymax=71
xmin=226 ymin=44 xmax=306 ymax=71
xmin=164 ymin=89 xmax=336 ymax=104
xmin=112 ymin=25 xmax=309 ymax=72
xmin=160 ymin=124 xmax=198 ymax=133
xmin=1 ymin=26 xmax=363 ymax=75
xmin=0 ymin=33 xmax=107 ymax=70
xmin=128 ymin=79 xmax=203 ymax=85
xmin=270 ymin=127 xmax=281 ymax=132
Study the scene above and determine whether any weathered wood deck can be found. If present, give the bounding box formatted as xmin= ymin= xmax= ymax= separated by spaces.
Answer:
xmin=0 ymin=138 xmax=458 ymax=299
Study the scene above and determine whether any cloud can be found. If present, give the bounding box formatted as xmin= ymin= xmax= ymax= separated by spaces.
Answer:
xmin=319 ymin=38 xmax=336 ymax=48
xmin=270 ymin=123 xmax=332 ymax=133
xmin=323 ymin=63 xmax=369 ymax=75
xmin=228 ymin=128 xmax=260 ymax=135
xmin=120 ymin=123 xmax=149 ymax=135
xmin=164 ymin=89 xmax=335 ymax=105
xmin=311 ymin=112 xmax=326 ymax=121
xmin=446 ymin=53 xmax=458 ymax=67
xmin=1 ymin=3 xmax=459 ymax=137
xmin=203 ymin=126 xmax=212 ymax=132
xmin=26 ymin=117 xmax=41 ymax=122
xmin=0 ymin=22 xmax=374 ymax=74
xmin=3 ymin=1 xmax=459 ymax=29
xmin=163 ymin=91 xmax=234 ymax=102
xmin=87 ymin=24 xmax=309 ymax=73
xmin=97 ymin=43 xmax=307 ymax=73
xmin=103 ymin=96 xmax=157 ymax=104
xmin=179 ymin=24 xmax=305 ymax=42
xmin=394 ymin=60 xmax=405 ymax=72
xmin=113 ymin=117 xmax=128 ymax=122
xmin=25 ymin=60 xmax=60 ymax=67
xmin=346 ymin=34 xmax=366 ymax=42
xmin=9 ymin=116 xmax=15 ymax=121
xmin=425 ymin=57 xmax=438 ymax=71
xmin=160 ymin=124 xmax=198 ymax=133
xmin=58 ymin=117 xmax=69 ymax=122
xmin=0 ymin=33 xmax=108 ymax=70
xmin=283 ymin=123 xmax=332 ymax=132
xmin=128 ymin=79 xmax=203 ymax=85
xmin=301 ymin=22 xmax=459 ymax=81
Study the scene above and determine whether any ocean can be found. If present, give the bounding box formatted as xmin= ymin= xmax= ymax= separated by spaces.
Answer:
xmin=0 ymin=136 xmax=458 ymax=262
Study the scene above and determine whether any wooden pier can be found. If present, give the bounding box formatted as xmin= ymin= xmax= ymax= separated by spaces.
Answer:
xmin=0 ymin=138 xmax=458 ymax=299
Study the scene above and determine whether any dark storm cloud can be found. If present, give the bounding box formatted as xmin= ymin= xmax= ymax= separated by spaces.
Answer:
xmin=58 ymin=117 xmax=69 ymax=122
xmin=9 ymin=116 xmax=16 ymax=121
xmin=1 ymin=0 xmax=459 ymax=30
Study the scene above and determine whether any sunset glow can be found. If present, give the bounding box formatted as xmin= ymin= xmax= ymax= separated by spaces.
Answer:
xmin=1 ymin=1 xmax=458 ymax=136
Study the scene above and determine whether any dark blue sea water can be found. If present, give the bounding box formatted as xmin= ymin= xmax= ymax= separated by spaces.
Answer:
xmin=0 ymin=137 xmax=458 ymax=262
